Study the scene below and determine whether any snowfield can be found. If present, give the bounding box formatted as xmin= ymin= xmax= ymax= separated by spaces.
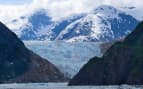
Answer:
xmin=0 ymin=83 xmax=143 ymax=89
xmin=14 ymin=5 xmax=138 ymax=42
xmin=24 ymin=41 xmax=102 ymax=78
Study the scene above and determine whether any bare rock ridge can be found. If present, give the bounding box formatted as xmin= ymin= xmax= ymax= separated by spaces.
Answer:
xmin=69 ymin=22 xmax=143 ymax=85
xmin=0 ymin=22 xmax=67 ymax=83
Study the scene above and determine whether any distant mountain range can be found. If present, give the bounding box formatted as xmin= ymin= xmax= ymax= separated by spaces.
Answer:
xmin=13 ymin=5 xmax=138 ymax=42
xmin=69 ymin=22 xmax=143 ymax=85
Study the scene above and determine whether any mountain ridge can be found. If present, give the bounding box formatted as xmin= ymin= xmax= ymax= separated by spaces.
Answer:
xmin=69 ymin=21 xmax=143 ymax=85
xmin=12 ymin=5 xmax=138 ymax=42
xmin=0 ymin=22 xmax=67 ymax=83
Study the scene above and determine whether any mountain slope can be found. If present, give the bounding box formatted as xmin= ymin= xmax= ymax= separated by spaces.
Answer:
xmin=20 ymin=9 xmax=54 ymax=40
xmin=19 ymin=9 xmax=84 ymax=41
xmin=69 ymin=22 xmax=143 ymax=85
xmin=56 ymin=5 xmax=138 ymax=42
xmin=0 ymin=22 xmax=67 ymax=83
xmin=16 ymin=5 xmax=138 ymax=42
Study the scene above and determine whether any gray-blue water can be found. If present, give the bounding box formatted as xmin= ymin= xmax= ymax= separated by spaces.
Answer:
xmin=0 ymin=83 xmax=143 ymax=89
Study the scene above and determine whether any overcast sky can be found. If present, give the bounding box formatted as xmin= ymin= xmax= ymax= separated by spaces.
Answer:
xmin=0 ymin=0 xmax=142 ymax=29
xmin=0 ymin=0 xmax=32 ymax=4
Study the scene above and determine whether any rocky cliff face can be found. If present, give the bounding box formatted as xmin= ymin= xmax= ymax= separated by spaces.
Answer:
xmin=69 ymin=22 xmax=143 ymax=85
xmin=0 ymin=22 xmax=67 ymax=83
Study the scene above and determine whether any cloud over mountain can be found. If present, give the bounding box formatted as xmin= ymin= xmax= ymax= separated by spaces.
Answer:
xmin=0 ymin=0 xmax=142 ymax=30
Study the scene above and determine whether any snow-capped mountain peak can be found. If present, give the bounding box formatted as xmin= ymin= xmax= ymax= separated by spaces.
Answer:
xmin=94 ymin=5 xmax=122 ymax=19
xmin=12 ymin=5 xmax=138 ymax=42
xmin=56 ymin=5 xmax=138 ymax=42
xmin=56 ymin=13 xmax=112 ymax=42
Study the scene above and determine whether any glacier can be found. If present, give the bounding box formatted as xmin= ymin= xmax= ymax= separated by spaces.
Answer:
xmin=24 ymin=41 xmax=102 ymax=78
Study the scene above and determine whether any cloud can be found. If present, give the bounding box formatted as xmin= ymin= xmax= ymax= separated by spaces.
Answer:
xmin=0 ymin=0 xmax=32 ymax=5
xmin=0 ymin=0 xmax=142 ymax=30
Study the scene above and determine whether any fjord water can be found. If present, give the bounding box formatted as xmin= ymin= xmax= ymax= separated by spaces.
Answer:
xmin=24 ymin=41 xmax=102 ymax=78
xmin=0 ymin=83 xmax=143 ymax=89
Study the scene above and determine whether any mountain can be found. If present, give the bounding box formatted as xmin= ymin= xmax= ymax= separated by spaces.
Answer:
xmin=0 ymin=22 xmax=67 ymax=83
xmin=69 ymin=22 xmax=143 ymax=85
xmin=19 ymin=9 xmax=84 ymax=41
xmin=14 ymin=5 xmax=138 ymax=42
xmin=20 ymin=9 xmax=54 ymax=40
xmin=56 ymin=5 xmax=138 ymax=42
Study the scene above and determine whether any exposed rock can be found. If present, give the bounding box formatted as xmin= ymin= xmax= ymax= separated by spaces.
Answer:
xmin=100 ymin=42 xmax=114 ymax=54
xmin=100 ymin=38 xmax=124 ymax=54
xmin=0 ymin=22 xmax=67 ymax=83
xmin=69 ymin=22 xmax=143 ymax=85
